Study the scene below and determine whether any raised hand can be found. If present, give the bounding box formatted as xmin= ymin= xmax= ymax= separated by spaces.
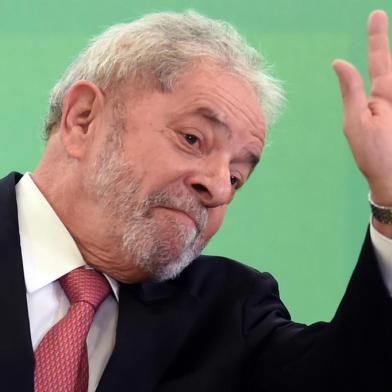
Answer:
xmin=333 ymin=11 xmax=392 ymax=207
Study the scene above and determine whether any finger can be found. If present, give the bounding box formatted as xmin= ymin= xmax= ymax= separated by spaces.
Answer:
xmin=368 ymin=10 xmax=391 ymax=80
xmin=333 ymin=59 xmax=368 ymax=120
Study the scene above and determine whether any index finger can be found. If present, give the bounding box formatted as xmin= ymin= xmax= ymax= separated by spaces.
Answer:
xmin=368 ymin=10 xmax=391 ymax=81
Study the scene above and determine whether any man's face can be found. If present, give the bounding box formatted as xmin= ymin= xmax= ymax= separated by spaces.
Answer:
xmin=85 ymin=62 xmax=265 ymax=281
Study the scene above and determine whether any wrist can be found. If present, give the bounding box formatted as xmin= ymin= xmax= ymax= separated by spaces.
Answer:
xmin=368 ymin=183 xmax=392 ymax=206
xmin=369 ymin=192 xmax=392 ymax=239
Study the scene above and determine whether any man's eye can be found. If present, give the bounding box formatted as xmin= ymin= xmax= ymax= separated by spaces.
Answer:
xmin=184 ymin=134 xmax=199 ymax=145
xmin=230 ymin=175 xmax=241 ymax=188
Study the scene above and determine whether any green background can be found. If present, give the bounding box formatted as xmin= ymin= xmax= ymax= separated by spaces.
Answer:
xmin=0 ymin=0 xmax=389 ymax=324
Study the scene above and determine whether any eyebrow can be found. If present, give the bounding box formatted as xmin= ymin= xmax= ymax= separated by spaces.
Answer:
xmin=195 ymin=107 xmax=232 ymax=138
xmin=235 ymin=150 xmax=260 ymax=174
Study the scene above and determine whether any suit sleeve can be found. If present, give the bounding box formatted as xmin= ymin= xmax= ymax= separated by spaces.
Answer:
xmin=244 ymin=228 xmax=392 ymax=392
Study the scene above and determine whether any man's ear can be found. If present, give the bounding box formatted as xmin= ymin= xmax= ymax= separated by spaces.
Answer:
xmin=59 ymin=80 xmax=105 ymax=159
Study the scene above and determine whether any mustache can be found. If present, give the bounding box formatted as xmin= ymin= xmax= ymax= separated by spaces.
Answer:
xmin=142 ymin=189 xmax=208 ymax=234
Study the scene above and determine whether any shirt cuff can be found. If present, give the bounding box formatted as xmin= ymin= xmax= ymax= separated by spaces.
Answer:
xmin=370 ymin=218 xmax=392 ymax=296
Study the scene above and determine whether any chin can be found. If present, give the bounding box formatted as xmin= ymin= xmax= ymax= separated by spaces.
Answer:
xmin=133 ymin=236 xmax=200 ymax=282
xmin=118 ymin=216 xmax=205 ymax=282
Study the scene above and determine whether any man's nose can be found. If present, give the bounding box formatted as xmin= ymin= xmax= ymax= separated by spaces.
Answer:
xmin=186 ymin=161 xmax=233 ymax=208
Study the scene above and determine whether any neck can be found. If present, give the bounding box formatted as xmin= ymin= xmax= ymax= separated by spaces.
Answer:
xmin=32 ymin=162 xmax=150 ymax=284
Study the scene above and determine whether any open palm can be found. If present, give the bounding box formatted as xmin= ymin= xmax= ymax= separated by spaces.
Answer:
xmin=334 ymin=10 xmax=392 ymax=206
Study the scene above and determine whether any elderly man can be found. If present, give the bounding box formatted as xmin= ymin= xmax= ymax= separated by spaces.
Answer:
xmin=1 ymin=8 xmax=392 ymax=392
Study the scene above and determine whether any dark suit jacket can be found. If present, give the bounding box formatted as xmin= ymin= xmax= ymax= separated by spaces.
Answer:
xmin=1 ymin=172 xmax=392 ymax=391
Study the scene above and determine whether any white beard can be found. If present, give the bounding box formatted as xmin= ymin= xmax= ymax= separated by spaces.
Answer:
xmin=87 ymin=130 xmax=208 ymax=281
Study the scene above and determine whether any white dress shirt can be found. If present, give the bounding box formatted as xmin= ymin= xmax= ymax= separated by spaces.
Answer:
xmin=15 ymin=173 xmax=119 ymax=392
xmin=370 ymin=223 xmax=392 ymax=294
xmin=13 ymin=173 xmax=392 ymax=391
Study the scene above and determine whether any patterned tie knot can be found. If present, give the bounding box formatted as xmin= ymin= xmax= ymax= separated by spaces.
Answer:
xmin=59 ymin=267 xmax=111 ymax=310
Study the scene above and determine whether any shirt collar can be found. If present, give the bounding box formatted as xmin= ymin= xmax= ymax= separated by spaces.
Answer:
xmin=15 ymin=173 xmax=119 ymax=301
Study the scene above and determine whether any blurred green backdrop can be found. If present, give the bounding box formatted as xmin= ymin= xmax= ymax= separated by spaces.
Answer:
xmin=0 ymin=0 xmax=389 ymax=324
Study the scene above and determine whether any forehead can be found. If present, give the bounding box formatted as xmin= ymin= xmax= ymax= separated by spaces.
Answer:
xmin=166 ymin=62 xmax=266 ymax=143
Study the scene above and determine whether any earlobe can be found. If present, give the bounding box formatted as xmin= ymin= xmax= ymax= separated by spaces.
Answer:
xmin=60 ymin=80 xmax=105 ymax=159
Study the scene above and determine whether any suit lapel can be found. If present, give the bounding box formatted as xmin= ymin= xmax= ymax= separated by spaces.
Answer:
xmin=97 ymin=279 xmax=200 ymax=391
xmin=0 ymin=172 xmax=34 ymax=391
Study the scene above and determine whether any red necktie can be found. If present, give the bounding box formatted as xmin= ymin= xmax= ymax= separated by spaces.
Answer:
xmin=34 ymin=267 xmax=111 ymax=392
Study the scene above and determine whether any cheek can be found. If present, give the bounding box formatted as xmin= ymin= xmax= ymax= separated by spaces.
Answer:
xmin=204 ymin=206 xmax=227 ymax=241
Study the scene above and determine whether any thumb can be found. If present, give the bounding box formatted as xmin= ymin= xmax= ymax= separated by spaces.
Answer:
xmin=333 ymin=59 xmax=368 ymax=118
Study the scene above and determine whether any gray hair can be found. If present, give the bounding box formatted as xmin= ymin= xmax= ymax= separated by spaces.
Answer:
xmin=45 ymin=10 xmax=285 ymax=139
